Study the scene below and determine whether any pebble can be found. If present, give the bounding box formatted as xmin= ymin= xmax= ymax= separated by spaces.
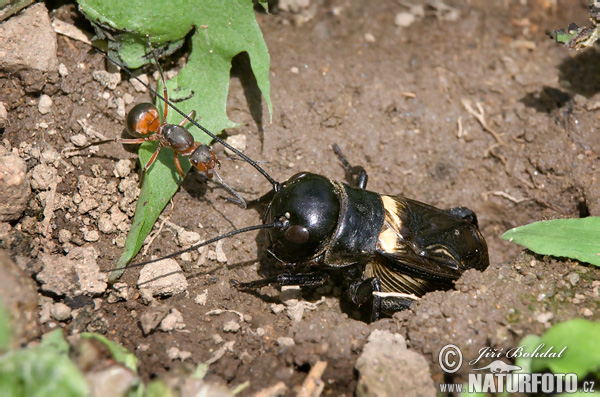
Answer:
xmin=535 ymin=311 xmax=554 ymax=324
xmin=129 ymin=74 xmax=149 ymax=92
xmin=567 ymin=272 xmax=580 ymax=286
xmin=38 ymin=94 xmax=53 ymax=114
xmin=58 ymin=63 xmax=68 ymax=77
xmin=137 ymin=258 xmax=188 ymax=302
xmin=159 ymin=309 xmax=186 ymax=332
xmin=167 ymin=347 xmax=191 ymax=361
xmin=97 ymin=214 xmax=115 ymax=234
xmin=58 ymin=229 xmax=72 ymax=243
xmin=83 ymin=229 xmax=100 ymax=242
xmin=29 ymin=163 xmax=59 ymax=190
xmin=364 ymin=33 xmax=376 ymax=43
xmin=355 ymin=330 xmax=436 ymax=396
xmin=195 ymin=290 xmax=208 ymax=306
xmin=113 ymin=159 xmax=132 ymax=178
xmin=276 ymin=337 xmax=295 ymax=347
xmin=70 ymin=134 xmax=88 ymax=147
xmin=0 ymin=149 xmax=31 ymax=221
xmin=0 ymin=102 xmax=7 ymax=129
xmin=223 ymin=320 xmax=240 ymax=333
xmin=51 ymin=302 xmax=72 ymax=321
xmin=224 ymin=135 xmax=247 ymax=156
xmin=92 ymin=70 xmax=121 ymax=90
xmin=395 ymin=12 xmax=416 ymax=27
xmin=36 ymin=246 xmax=107 ymax=296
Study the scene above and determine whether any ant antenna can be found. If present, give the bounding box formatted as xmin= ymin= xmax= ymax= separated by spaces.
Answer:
xmin=211 ymin=168 xmax=247 ymax=209
xmin=96 ymin=44 xmax=282 ymax=193
xmin=105 ymin=222 xmax=279 ymax=273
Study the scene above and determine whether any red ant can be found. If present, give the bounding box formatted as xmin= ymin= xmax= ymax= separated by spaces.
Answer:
xmin=72 ymin=38 xmax=245 ymax=206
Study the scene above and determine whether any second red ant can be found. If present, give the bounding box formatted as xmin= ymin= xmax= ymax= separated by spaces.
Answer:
xmin=74 ymin=38 xmax=245 ymax=207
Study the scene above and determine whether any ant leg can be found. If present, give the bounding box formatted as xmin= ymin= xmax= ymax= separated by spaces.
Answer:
xmin=142 ymin=147 xmax=162 ymax=172
xmin=178 ymin=110 xmax=196 ymax=127
xmin=173 ymin=153 xmax=186 ymax=177
xmin=332 ymin=144 xmax=368 ymax=189
xmin=231 ymin=272 xmax=329 ymax=289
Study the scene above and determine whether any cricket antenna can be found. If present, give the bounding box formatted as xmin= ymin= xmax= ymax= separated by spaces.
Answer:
xmin=96 ymin=43 xmax=282 ymax=193
xmin=105 ymin=222 xmax=281 ymax=274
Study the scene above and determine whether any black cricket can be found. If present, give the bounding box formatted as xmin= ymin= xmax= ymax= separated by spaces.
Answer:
xmin=105 ymin=43 xmax=490 ymax=321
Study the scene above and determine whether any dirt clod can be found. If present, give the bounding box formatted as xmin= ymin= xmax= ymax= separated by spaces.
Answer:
xmin=355 ymin=330 xmax=436 ymax=397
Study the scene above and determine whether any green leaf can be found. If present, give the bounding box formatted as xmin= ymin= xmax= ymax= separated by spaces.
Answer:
xmin=78 ymin=0 xmax=271 ymax=280
xmin=501 ymin=218 xmax=600 ymax=266
xmin=519 ymin=319 xmax=600 ymax=378
xmin=145 ymin=380 xmax=174 ymax=397
xmin=0 ymin=331 xmax=89 ymax=396
xmin=39 ymin=329 xmax=70 ymax=355
xmin=81 ymin=332 xmax=138 ymax=373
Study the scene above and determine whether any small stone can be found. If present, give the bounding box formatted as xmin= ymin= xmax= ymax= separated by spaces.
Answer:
xmin=0 ymin=151 xmax=31 ymax=221
xmin=92 ymin=70 xmax=121 ymax=90
xmin=395 ymin=12 xmax=416 ymax=27
xmin=256 ymin=327 xmax=265 ymax=336
xmin=291 ymin=66 xmax=299 ymax=74
xmin=139 ymin=304 xmax=170 ymax=335
xmin=167 ymin=347 xmax=191 ymax=361
xmin=195 ymin=290 xmax=208 ymax=306
xmin=223 ymin=320 xmax=240 ymax=333
xmin=123 ymin=93 xmax=134 ymax=105
xmin=29 ymin=163 xmax=60 ymax=191
xmin=51 ymin=302 xmax=72 ymax=321
xmin=582 ymin=308 xmax=593 ymax=317
xmin=364 ymin=33 xmax=376 ymax=43
xmin=58 ymin=229 xmax=72 ymax=243
xmin=0 ymin=3 xmax=58 ymax=73
xmin=276 ymin=337 xmax=295 ymax=347
xmin=356 ymin=330 xmax=436 ymax=396
xmin=58 ymin=63 xmax=69 ymax=77
xmin=129 ymin=74 xmax=149 ymax=92
xmin=70 ymin=134 xmax=89 ymax=147
xmin=83 ymin=230 xmax=100 ymax=242
xmin=159 ymin=309 xmax=186 ymax=332
xmin=224 ymin=135 xmax=247 ymax=156
xmin=37 ymin=246 xmax=107 ymax=296
xmin=137 ymin=258 xmax=188 ymax=302
xmin=535 ymin=312 xmax=554 ymax=324
xmin=177 ymin=230 xmax=200 ymax=247
xmin=115 ymin=97 xmax=125 ymax=118
xmin=113 ymin=159 xmax=132 ymax=178
xmin=38 ymin=94 xmax=53 ymax=114
xmin=271 ymin=304 xmax=285 ymax=314
xmin=215 ymin=240 xmax=227 ymax=263
xmin=97 ymin=214 xmax=115 ymax=234
xmin=0 ymin=102 xmax=7 ymax=129
xmin=566 ymin=272 xmax=580 ymax=286
xmin=41 ymin=149 xmax=60 ymax=164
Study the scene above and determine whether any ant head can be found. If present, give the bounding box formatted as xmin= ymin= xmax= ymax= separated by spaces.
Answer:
xmin=126 ymin=103 xmax=160 ymax=137
xmin=265 ymin=173 xmax=340 ymax=263
xmin=190 ymin=144 xmax=214 ymax=168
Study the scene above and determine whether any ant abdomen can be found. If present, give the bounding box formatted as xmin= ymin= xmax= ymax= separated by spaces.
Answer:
xmin=126 ymin=103 xmax=160 ymax=137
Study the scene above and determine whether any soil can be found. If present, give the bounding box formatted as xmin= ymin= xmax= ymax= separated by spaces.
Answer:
xmin=1 ymin=0 xmax=599 ymax=395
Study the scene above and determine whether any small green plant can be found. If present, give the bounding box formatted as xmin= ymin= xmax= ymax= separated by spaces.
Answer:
xmin=502 ymin=218 xmax=600 ymax=267
xmin=77 ymin=0 xmax=272 ymax=280
xmin=0 ymin=330 xmax=90 ymax=396
xmin=516 ymin=319 xmax=600 ymax=378
xmin=549 ymin=0 xmax=600 ymax=49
